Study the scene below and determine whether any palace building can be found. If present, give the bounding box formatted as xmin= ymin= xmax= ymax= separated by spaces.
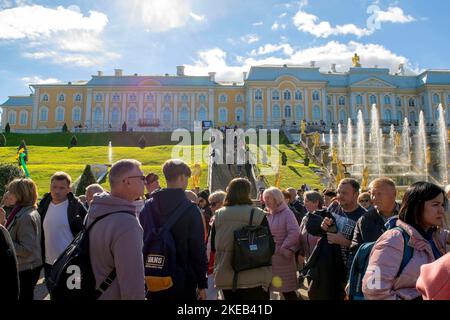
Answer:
xmin=2 ymin=57 xmax=450 ymax=133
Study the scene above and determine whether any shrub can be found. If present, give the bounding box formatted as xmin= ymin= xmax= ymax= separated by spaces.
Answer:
xmin=62 ymin=123 xmax=68 ymax=133
xmin=138 ymin=135 xmax=147 ymax=149
xmin=69 ymin=135 xmax=78 ymax=149
xmin=75 ymin=165 xmax=97 ymax=196
xmin=0 ymin=164 xmax=24 ymax=198
xmin=0 ymin=133 xmax=6 ymax=147
xmin=5 ymin=122 xmax=10 ymax=133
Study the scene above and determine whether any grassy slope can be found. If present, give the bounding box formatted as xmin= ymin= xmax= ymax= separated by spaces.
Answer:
xmin=0 ymin=145 xmax=208 ymax=196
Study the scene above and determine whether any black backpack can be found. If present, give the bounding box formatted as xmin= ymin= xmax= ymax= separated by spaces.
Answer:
xmin=48 ymin=211 xmax=134 ymax=300
xmin=231 ymin=208 xmax=275 ymax=291
xmin=142 ymin=201 xmax=193 ymax=296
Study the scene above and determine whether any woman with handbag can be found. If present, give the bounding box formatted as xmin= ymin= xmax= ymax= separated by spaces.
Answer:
xmin=212 ymin=178 xmax=272 ymax=300
xmin=263 ymin=187 xmax=300 ymax=300
xmin=4 ymin=178 xmax=43 ymax=300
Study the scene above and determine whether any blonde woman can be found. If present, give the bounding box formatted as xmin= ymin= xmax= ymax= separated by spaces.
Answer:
xmin=4 ymin=179 xmax=42 ymax=300
xmin=263 ymin=187 xmax=300 ymax=300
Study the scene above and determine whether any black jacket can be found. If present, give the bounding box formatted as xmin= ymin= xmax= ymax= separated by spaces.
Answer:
xmin=38 ymin=192 xmax=87 ymax=263
xmin=0 ymin=225 xmax=19 ymax=300
xmin=350 ymin=205 xmax=399 ymax=253
xmin=291 ymin=200 xmax=307 ymax=223
xmin=139 ymin=188 xmax=208 ymax=300
xmin=300 ymin=209 xmax=346 ymax=300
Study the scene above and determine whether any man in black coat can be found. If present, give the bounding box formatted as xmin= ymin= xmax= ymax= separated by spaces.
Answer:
xmin=0 ymin=222 xmax=19 ymax=300
xmin=140 ymin=159 xmax=208 ymax=300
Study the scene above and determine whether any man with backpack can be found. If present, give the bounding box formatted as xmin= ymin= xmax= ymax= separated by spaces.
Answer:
xmin=38 ymin=172 xmax=87 ymax=289
xmin=140 ymin=159 xmax=208 ymax=300
xmin=84 ymin=159 xmax=146 ymax=299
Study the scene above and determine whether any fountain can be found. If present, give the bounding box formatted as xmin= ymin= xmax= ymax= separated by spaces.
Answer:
xmin=370 ymin=104 xmax=382 ymax=176
xmin=417 ymin=111 xmax=428 ymax=181
xmin=108 ymin=141 xmax=113 ymax=165
xmin=346 ymin=118 xmax=353 ymax=165
xmin=355 ymin=110 xmax=366 ymax=170
xmin=401 ymin=118 xmax=411 ymax=164
xmin=338 ymin=123 xmax=344 ymax=161
xmin=437 ymin=104 xmax=449 ymax=185
xmin=389 ymin=124 xmax=396 ymax=163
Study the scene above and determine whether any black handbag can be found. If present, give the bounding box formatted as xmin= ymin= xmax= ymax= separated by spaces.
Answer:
xmin=231 ymin=208 xmax=275 ymax=291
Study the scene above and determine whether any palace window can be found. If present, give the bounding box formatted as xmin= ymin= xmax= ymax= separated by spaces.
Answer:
xmin=272 ymin=90 xmax=280 ymax=100
xmin=284 ymin=90 xmax=291 ymax=100
xmin=312 ymin=90 xmax=320 ymax=101
xmin=255 ymin=89 xmax=263 ymax=101
xmin=339 ymin=96 xmax=345 ymax=106
xmin=295 ymin=90 xmax=302 ymax=100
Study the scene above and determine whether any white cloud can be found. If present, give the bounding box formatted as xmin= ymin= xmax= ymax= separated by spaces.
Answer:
xmin=293 ymin=10 xmax=372 ymax=38
xmin=0 ymin=4 xmax=120 ymax=67
xmin=279 ymin=12 xmax=287 ymax=18
xmin=271 ymin=22 xmax=286 ymax=30
xmin=375 ymin=6 xmax=415 ymax=23
xmin=183 ymin=41 xmax=419 ymax=82
xmin=250 ymin=43 xmax=294 ymax=56
xmin=240 ymin=34 xmax=259 ymax=44
xmin=293 ymin=6 xmax=415 ymax=38
xmin=20 ymin=76 xmax=60 ymax=84
xmin=190 ymin=12 xmax=206 ymax=22
xmin=0 ymin=5 xmax=108 ymax=40
xmin=23 ymin=51 xmax=121 ymax=68
xmin=252 ymin=21 xmax=263 ymax=27
xmin=124 ymin=0 xmax=204 ymax=32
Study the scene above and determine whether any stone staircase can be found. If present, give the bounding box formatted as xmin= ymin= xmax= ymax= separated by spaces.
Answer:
xmin=210 ymin=163 xmax=257 ymax=199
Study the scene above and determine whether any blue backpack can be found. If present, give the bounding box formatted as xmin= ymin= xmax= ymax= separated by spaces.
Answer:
xmin=348 ymin=226 xmax=414 ymax=300
xmin=141 ymin=200 xmax=193 ymax=295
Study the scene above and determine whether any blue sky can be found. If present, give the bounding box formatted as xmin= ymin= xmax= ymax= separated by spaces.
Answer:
xmin=1 ymin=0 xmax=449 ymax=116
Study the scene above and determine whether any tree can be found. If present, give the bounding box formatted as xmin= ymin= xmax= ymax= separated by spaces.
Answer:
xmin=75 ymin=165 xmax=97 ymax=196
xmin=69 ymin=135 xmax=78 ymax=149
xmin=62 ymin=123 xmax=68 ymax=133
xmin=138 ymin=135 xmax=147 ymax=149
xmin=5 ymin=122 xmax=10 ymax=133
xmin=0 ymin=133 xmax=6 ymax=147
xmin=0 ymin=164 xmax=24 ymax=198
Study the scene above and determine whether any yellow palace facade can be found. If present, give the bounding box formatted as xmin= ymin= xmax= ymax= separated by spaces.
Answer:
xmin=2 ymin=61 xmax=450 ymax=133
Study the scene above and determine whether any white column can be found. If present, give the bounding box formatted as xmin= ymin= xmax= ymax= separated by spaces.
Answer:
xmin=403 ymin=95 xmax=408 ymax=122
xmin=304 ymin=88 xmax=309 ymax=122
xmin=208 ymin=89 xmax=214 ymax=122
xmin=267 ymin=88 xmax=271 ymax=128
xmin=321 ymin=88 xmax=327 ymax=122
xmin=191 ymin=93 xmax=196 ymax=129
xmin=1 ymin=107 xmax=6 ymax=129
xmin=363 ymin=93 xmax=368 ymax=121
xmin=104 ymin=93 xmax=110 ymax=129
xmin=121 ymin=93 xmax=127 ymax=125
xmin=247 ymin=88 xmax=253 ymax=127
xmin=85 ymin=88 xmax=93 ymax=127
xmin=427 ymin=91 xmax=433 ymax=123
xmin=138 ymin=92 xmax=144 ymax=122
xmin=334 ymin=94 xmax=338 ymax=123
xmin=393 ymin=93 xmax=398 ymax=123
xmin=32 ymin=88 xmax=39 ymax=129
xmin=156 ymin=92 xmax=162 ymax=120
xmin=173 ymin=93 xmax=178 ymax=129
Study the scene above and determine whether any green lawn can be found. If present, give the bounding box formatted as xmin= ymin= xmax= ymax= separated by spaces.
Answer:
xmin=0 ymin=145 xmax=209 ymax=196
xmin=255 ymin=144 xmax=325 ymax=190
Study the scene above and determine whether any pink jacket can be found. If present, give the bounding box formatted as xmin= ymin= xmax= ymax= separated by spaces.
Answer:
xmin=362 ymin=220 xmax=449 ymax=300
xmin=267 ymin=202 xmax=300 ymax=293
xmin=416 ymin=252 xmax=450 ymax=300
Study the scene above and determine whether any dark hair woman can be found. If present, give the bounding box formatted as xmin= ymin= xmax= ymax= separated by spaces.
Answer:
xmin=362 ymin=182 xmax=450 ymax=300
xmin=211 ymin=178 xmax=272 ymax=300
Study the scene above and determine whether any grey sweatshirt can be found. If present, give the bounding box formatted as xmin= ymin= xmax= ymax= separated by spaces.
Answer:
xmin=86 ymin=192 xmax=145 ymax=300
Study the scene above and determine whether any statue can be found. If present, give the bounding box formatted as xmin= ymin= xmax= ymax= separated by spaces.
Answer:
xmin=274 ymin=166 xmax=282 ymax=188
xmin=332 ymin=147 xmax=338 ymax=164
xmin=361 ymin=166 xmax=369 ymax=191
xmin=352 ymin=53 xmax=361 ymax=67
xmin=191 ymin=163 xmax=202 ymax=188
xmin=300 ymin=120 xmax=307 ymax=135
xmin=426 ymin=146 xmax=431 ymax=165
xmin=335 ymin=159 xmax=345 ymax=188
